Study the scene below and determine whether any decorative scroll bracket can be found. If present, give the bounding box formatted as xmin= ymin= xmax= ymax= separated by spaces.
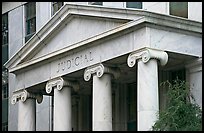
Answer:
xmin=84 ymin=63 xmax=120 ymax=81
xmin=11 ymin=90 xmax=43 ymax=105
xmin=127 ymin=48 xmax=168 ymax=67
xmin=45 ymin=77 xmax=79 ymax=94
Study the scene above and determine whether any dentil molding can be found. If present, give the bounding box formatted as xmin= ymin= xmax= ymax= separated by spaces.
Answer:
xmin=84 ymin=63 xmax=120 ymax=81
xmin=11 ymin=90 xmax=43 ymax=105
xmin=45 ymin=77 xmax=79 ymax=94
xmin=127 ymin=48 xmax=168 ymax=67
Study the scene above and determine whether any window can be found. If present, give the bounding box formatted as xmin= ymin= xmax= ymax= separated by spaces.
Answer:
xmin=2 ymin=84 xmax=8 ymax=99
xmin=52 ymin=2 xmax=64 ymax=16
xmin=25 ymin=2 xmax=36 ymax=42
xmin=88 ymin=2 xmax=103 ymax=6
xmin=126 ymin=2 xmax=142 ymax=9
xmin=171 ymin=68 xmax=186 ymax=83
xmin=2 ymin=12 xmax=9 ymax=97
xmin=170 ymin=2 xmax=188 ymax=18
xmin=2 ymin=13 xmax=8 ymax=131
xmin=159 ymin=68 xmax=186 ymax=111
xmin=2 ymin=13 xmax=8 ymax=67
xmin=2 ymin=122 xmax=8 ymax=131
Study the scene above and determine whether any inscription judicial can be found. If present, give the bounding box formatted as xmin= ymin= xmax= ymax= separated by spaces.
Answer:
xmin=56 ymin=51 xmax=94 ymax=73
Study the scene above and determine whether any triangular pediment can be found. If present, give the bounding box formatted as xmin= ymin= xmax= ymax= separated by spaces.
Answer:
xmin=29 ymin=15 xmax=129 ymax=62
xmin=5 ymin=4 xmax=201 ymax=73
xmin=5 ymin=4 xmax=142 ymax=71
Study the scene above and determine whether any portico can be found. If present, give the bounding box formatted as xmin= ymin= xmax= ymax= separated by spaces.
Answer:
xmin=5 ymin=4 xmax=202 ymax=131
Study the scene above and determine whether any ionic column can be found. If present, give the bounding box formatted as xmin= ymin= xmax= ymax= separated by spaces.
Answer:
xmin=84 ymin=63 xmax=120 ymax=131
xmin=45 ymin=77 xmax=79 ymax=131
xmin=127 ymin=48 xmax=168 ymax=131
xmin=11 ymin=90 xmax=43 ymax=131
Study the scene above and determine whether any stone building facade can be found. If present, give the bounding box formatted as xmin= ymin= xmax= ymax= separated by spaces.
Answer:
xmin=2 ymin=2 xmax=202 ymax=131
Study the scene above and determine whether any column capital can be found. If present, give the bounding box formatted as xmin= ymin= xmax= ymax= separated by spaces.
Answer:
xmin=45 ymin=77 xmax=79 ymax=94
xmin=127 ymin=48 xmax=168 ymax=67
xmin=84 ymin=63 xmax=120 ymax=81
xmin=11 ymin=90 xmax=43 ymax=105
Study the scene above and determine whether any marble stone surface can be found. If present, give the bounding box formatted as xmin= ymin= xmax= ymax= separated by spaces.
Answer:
xmin=137 ymin=59 xmax=159 ymax=131
xmin=18 ymin=99 xmax=36 ymax=131
xmin=15 ymin=62 xmax=51 ymax=91
xmin=103 ymin=2 xmax=124 ymax=8
xmin=14 ymin=28 xmax=146 ymax=90
xmin=36 ymin=95 xmax=50 ymax=131
xmin=8 ymin=5 xmax=24 ymax=58
xmin=12 ymin=17 xmax=201 ymax=90
xmin=8 ymin=73 xmax=18 ymax=131
xmin=143 ymin=2 xmax=168 ymax=15
xmin=189 ymin=71 xmax=202 ymax=108
xmin=138 ymin=111 xmax=158 ymax=131
xmin=54 ymin=86 xmax=72 ymax=131
xmin=33 ymin=16 xmax=126 ymax=59
xmin=149 ymin=27 xmax=202 ymax=57
xmin=5 ymin=2 xmax=202 ymax=131
xmin=188 ymin=2 xmax=202 ymax=22
xmin=186 ymin=59 xmax=202 ymax=108
xmin=36 ymin=2 xmax=51 ymax=31
xmin=2 ymin=2 xmax=26 ymax=14
xmin=49 ymin=28 xmax=146 ymax=79
xmin=10 ymin=11 xmax=202 ymax=90
xmin=92 ymin=74 xmax=112 ymax=131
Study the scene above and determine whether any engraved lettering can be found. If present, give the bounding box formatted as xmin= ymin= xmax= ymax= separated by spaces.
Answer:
xmin=67 ymin=60 xmax=71 ymax=69
xmin=75 ymin=57 xmax=79 ymax=66
xmin=57 ymin=63 xmax=60 ymax=73
xmin=56 ymin=51 xmax=94 ymax=73
xmin=84 ymin=54 xmax=88 ymax=62
xmin=80 ymin=55 xmax=83 ymax=63
xmin=61 ymin=62 xmax=65 ymax=71
xmin=90 ymin=51 xmax=93 ymax=61
xmin=72 ymin=58 xmax=74 ymax=67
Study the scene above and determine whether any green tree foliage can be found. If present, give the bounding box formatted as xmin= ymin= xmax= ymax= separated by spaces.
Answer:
xmin=152 ymin=79 xmax=202 ymax=131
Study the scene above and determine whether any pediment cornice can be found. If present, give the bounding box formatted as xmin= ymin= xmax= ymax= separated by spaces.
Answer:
xmin=4 ymin=4 xmax=202 ymax=73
